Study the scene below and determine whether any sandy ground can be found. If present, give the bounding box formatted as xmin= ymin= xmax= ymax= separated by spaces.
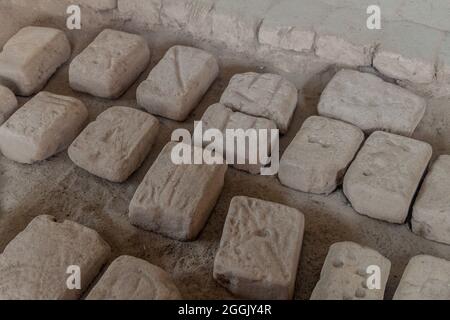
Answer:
xmin=1 ymin=4 xmax=450 ymax=300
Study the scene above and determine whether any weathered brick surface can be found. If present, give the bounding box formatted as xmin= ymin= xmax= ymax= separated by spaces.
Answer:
xmin=214 ymin=196 xmax=305 ymax=300
xmin=373 ymin=22 xmax=444 ymax=84
xmin=211 ymin=0 xmax=275 ymax=53
xmin=315 ymin=8 xmax=381 ymax=67
xmin=343 ymin=131 xmax=432 ymax=224
xmin=0 ymin=92 xmax=88 ymax=164
xmin=137 ymin=45 xmax=219 ymax=121
xmin=220 ymin=72 xmax=298 ymax=134
xmin=0 ymin=85 xmax=18 ymax=125
xmin=311 ymin=242 xmax=391 ymax=300
xmin=69 ymin=29 xmax=150 ymax=99
xmin=0 ymin=26 xmax=70 ymax=96
xmin=318 ymin=70 xmax=427 ymax=136
xmin=87 ymin=255 xmax=181 ymax=300
xmin=117 ymin=0 xmax=161 ymax=28
xmin=394 ymin=255 xmax=450 ymax=300
xmin=129 ymin=142 xmax=227 ymax=241
xmin=69 ymin=107 xmax=159 ymax=183
xmin=258 ymin=0 xmax=330 ymax=53
xmin=0 ymin=215 xmax=111 ymax=300
xmin=201 ymin=103 xmax=277 ymax=175
xmin=161 ymin=0 xmax=215 ymax=40
xmin=279 ymin=116 xmax=364 ymax=195
xmin=412 ymin=155 xmax=450 ymax=245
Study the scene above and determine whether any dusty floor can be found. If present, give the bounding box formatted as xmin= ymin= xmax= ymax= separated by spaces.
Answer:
xmin=1 ymin=5 xmax=450 ymax=300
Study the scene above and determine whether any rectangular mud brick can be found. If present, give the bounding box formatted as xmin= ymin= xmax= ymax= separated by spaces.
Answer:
xmin=201 ymin=103 xmax=277 ymax=175
xmin=220 ymin=72 xmax=298 ymax=134
xmin=394 ymin=255 xmax=450 ymax=300
xmin=0 ymin=215 xmax=111 ymax=300
xmin=213 ymin=196 xmax=305 ymax=300
xmin=86 ymin=255 xmax=181 ymax=300
xmin=343 ymin=131 xmax=432 ymax=224
xmin=318 ymin=69 xmax=427 ymax=136
xmin=412 ymin=155 xmax=450 ymax=245
xmin=137 ymin=45 xmax=219 ymax=121
xmin=0 ymin=26 xmax=71 ymax=96
xmin=69 ymin=29 xmax=150 ymax=99
xmin=279 ymin=116 xmax=364 ymax=195
xmin=0 ymin=91 xmax=88 ymax=164
xmin=68 ymin=106 xmax=159 ymax=183
xmin=129 ymin=141 xmax=227 ymax=241
xmin=0 ymin=85 xmax=18 ymax=125
xmin=310 ymin=242 xmax=391 ymax=300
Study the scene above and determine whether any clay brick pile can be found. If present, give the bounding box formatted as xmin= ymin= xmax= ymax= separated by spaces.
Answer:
xmin=0 ymin=25 xmax=449 ymax=300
